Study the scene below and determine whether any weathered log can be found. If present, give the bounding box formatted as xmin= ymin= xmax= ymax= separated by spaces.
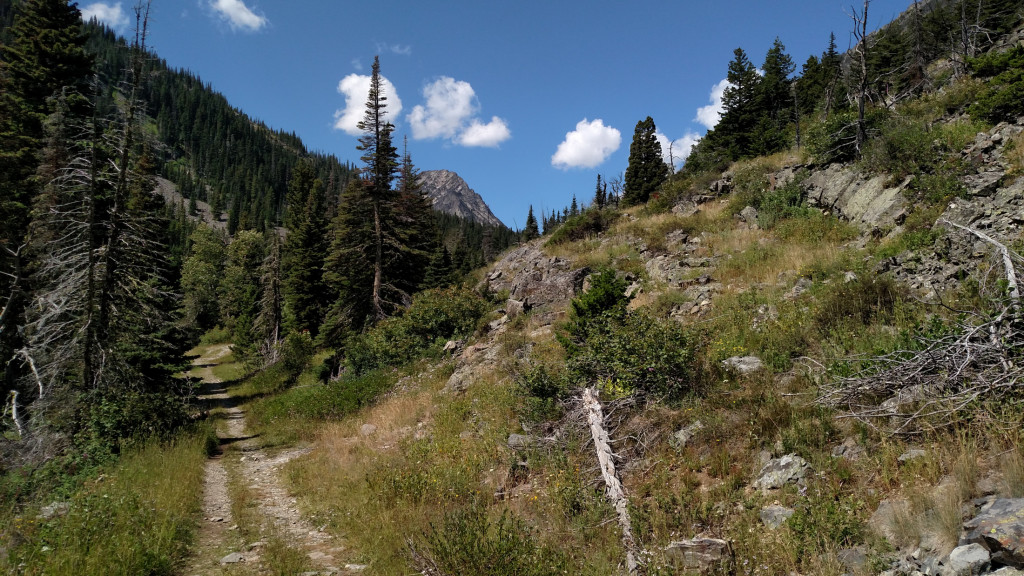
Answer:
xmin=583 ymin=387 xmax=639 ymax=574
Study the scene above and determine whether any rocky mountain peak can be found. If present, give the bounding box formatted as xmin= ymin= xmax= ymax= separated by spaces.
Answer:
xmin=418 ymin=170 xmax=504 ymax=228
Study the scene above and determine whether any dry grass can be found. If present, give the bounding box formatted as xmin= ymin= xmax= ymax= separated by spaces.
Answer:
xmin=1002 ymin=448 xmax=1024 ymax=497
xmin=1006 ymin=131 xmax=1024 ymax=176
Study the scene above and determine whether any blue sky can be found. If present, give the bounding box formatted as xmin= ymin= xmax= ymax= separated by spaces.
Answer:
xmin=81 ymin=0 xmax=913 ymax=228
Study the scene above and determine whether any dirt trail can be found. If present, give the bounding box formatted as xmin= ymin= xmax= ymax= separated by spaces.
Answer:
xmin=182 ymin=345 xmax=350 ymax=576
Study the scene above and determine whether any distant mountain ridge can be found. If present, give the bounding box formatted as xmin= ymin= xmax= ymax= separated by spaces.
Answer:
xmin=418 ymin=170 xmax=504 ymax=228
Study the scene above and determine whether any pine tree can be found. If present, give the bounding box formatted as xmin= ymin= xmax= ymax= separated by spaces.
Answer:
xmin=752 ymin=38 xmax=795 ymax=156
xmin=282 ymin=160 xmax=328 ymax=336
xmin=718 ymin=48 xmax=762 ymax=159
xmin=593 ymin=174 xmax=606 ymax=209
xmin=254 ymin=231 xmax=283 ymax=364
xmin=394 ymin=137 xmax=436 ymax=294
xmin=622 ymin=117 xmax=668 ymax=206
xmin=522 ymin=205 xmax=539 ymax=241
xmin=569 ymin=195 xmax=579 ymax=217
xmin=219 ymin=230 xmax=265 ymax=359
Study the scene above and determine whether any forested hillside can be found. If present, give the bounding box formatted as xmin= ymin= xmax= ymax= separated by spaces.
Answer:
xmin=0 ymin=0 xmax=515 ymax=475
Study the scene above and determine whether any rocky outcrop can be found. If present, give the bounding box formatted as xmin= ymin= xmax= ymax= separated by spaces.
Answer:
xmin=419 ymin=170 xmax=504 ymax=227
xmin=802 ymin=164 xmax=910 ymax=231
xmin=483 ymin=244 xmax=589 ymax=325
xmin=963 ymin=499 xmax=1024 ymax=568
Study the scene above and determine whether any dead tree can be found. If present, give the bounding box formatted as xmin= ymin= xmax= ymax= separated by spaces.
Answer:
xmin=852 ymin=0 xmax=871 ymax=157
xmin=583 ymin=387 xmax=640 ymax=574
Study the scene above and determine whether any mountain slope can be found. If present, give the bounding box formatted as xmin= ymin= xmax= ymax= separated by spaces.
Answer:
xmin=418 ymin=170 xmax=504 ymax=228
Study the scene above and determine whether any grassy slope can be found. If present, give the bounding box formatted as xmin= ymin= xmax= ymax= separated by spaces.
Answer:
xmin=265 ymin=86 xmax=1024 ymax=574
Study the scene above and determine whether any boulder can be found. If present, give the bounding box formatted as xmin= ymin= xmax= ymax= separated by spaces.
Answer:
xmin=739 ymin=206 xmax=759 ymax=225
xmin=759 ymin=505 xmax=795 ymax=529
xmin=507 ymin=434 xmax=535 ymax=451
xmin=899 ymin=449 xmax=928 ymax=462
xmin=832 ymin=437 xmax=866 ymax=461
xmin=669 ymin=420 xmax=704 ymax=451
xmin=945 ymin=543 xmax=990 ymax=575
xmin=220 ymin=552 xmax=245 ymax=564
xmin=754 ymin=454 xmax=811 ymax=490
xmin=359 ymin=424 xmax=377 ymax=437
xmin=722 ymin=355 xmax=764 ymax=376
xmin=665 ymin=538 xmax=731 ymax=571
xmin=962 ymin=498 xmax=1024 ymax=568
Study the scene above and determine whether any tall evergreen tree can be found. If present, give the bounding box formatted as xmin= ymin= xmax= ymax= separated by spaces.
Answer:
xmin=593 ymin=174 xmax=607 ymax=209
xmin=718 ymin=48 xmax=762 ymax=159
xmin=522 ymin=205 xmax=539 ymax=241
xmin=282 ymin=160 xmax=328 ymax=336
xmin=752 ymin=38 xmax=795 ymax=156
xmin=622 ymin=116 xmax=667 ymax=206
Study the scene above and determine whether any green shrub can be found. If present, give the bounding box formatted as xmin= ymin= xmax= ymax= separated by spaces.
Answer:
xmin=566 ymin=310 xmax=697 ymax=400
xmin=248 ymin=369 xmax=394 ymax=423
xmin=346 ymin=287 xmax=489 ymax=374
xmin=545 ymin=209 xmax=619 ymax=246
xmin=417 ymin=504 xmax=568 ymax=576
xmin=806 ymin=108 xmax=889 ymax=165
xmin=969 ymin=45 xmax=1024 ymax=123
xmin=515 ymin=363 xmax=571 ymax=421
xmin=557 ymin=267 xmax=631 ymax=355
xmin=280 ymin=329 xmax=314 ymax=375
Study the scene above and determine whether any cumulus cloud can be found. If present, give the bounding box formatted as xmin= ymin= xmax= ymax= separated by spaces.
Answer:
xmin=210 ymin=0 xmax=267 ymax=32
xmin=81 ymin=2 xmax=129 ymax=30
xmin=333 ymin=74 xmax=403 ymax=136
xmin=551 ymin=119 xmax=621 ymax=170
xmin=695 ymin=78 xmax=730 ymax=130
xmin=408 ymin=77 xmax=477 ymax=140
xmin=459 ymin=117 xmax=511 ymax=148
xmin=407 ymin=77 xmax=510 ymax=147
xmin=656 ymin=131 xmax=702 ymax=169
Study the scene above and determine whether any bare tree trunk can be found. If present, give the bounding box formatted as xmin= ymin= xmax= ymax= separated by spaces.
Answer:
xmin=853 ymin=0 xmax=871 ymax=157
xmin=583 ymin=387 xmax=639 ymax=575
xmin=372 ymin=198 xmax=385 ymax=321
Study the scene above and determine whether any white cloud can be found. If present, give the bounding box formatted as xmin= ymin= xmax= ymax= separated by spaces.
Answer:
xmin=81 ymin=2 xmax=129 ymax=30
xmin=551 ymin=119 xmax=621 ymax=170
xmin=333 ymin=73 xmax=403 ymax=136
xmin=210 ymin=0 xmax=267 ymax=32
xmin=377 ymin=42 xmax=412 ymax=56
xmin=695 ymin=78 xmax=730 ymax=130
xmin=656 ymin=131 xmax=702 ymax=169
xmin=408 ymin=77 xmax=477 ymax=140
xmin=407 ymin=77 xmax=510 ymax=147
xmin=459 ymin=117 xmax=511 ymax=148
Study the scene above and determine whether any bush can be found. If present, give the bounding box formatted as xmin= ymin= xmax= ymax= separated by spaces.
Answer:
xmin=558 ymin=267 xmax=631 ymax=355
xmin=806 ymin=108 xmax=889 ymax=165
xmin=280 ymin=329 xmax=314 ymax=375
xmin=248 ymin=369 xmax=394 ymax=423
xmin=566 ymin=310 xmax=697 ymax=400
xmin=969 ymin=45 xmax=1024 ymax=123
xmin=545 ymin=208 xmax=619 ymax=246
xmin=416 ymin=504 xmax=567 ymax=576
xmin=346 ymin=287 xmax=489 ymax=374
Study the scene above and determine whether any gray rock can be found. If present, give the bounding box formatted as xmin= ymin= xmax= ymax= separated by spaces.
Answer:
xmin=759 ymin=505 xmax=795 ymax=529
xmin=359 ymin=424 xmax=377 ymax=437
xmin=962 ymin=498 xmax=1024 ymax=568
xmin=784 ymin=277 xmax=813 ymax=300
xmin=220 ymin=552 xmax=246 ymax=564
xmin=899 ymin=449 xmax=928 ymax=462
xmin=803 ymin=165 xmax=910 ymax=230
xmin=837 ymin=547 xmax=869 ymax=574
xmin=754 ymin=454 xmax=811 ymax=490
xmin=672 ymin=199 xmax=700 ymax=217
xmin=832 ymin=437 xmax=866 ymax=461
xmin=669 ymin=421 xmax=704 ymax=451
xmin=39 ymin=501 xmax=70 ymax=520
xmin=945 ymin=543 xmax=990 ymax=575
xmin=507 ymin=434 xmax=535 ymax=450
xmin=739 ymin=205 xmax=759 ymax=224
xmin=506 ymin=298 xmax=526 ymax=318
xmin=991 ymin=568 xmax=1024 ymax=575
xmin=722 ymin=355 xmax=764 ymax=375
xmin=664 ymin=538 xmax=731 ymax=570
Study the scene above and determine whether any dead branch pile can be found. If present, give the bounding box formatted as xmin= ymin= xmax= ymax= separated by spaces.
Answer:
xmin=818 ymin=306 xmax=1022 ymax=435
